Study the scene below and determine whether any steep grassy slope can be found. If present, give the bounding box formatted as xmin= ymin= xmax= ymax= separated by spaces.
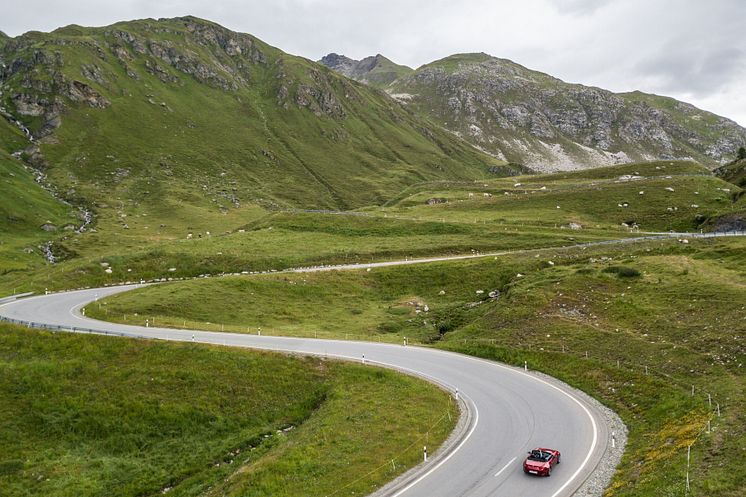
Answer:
xmin=323 ymin=52 xmax=746 ymax=170
xmin=0 ymin=17 xmax=500 ymax=220
xmin=0 ymin=325 xmax=456 ymax=497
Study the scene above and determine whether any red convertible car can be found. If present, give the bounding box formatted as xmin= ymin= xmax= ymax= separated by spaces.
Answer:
xmin=523 ymin=448 xmax=561 ymax=476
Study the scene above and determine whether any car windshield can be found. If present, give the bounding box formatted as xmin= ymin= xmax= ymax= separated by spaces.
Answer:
xmin=528 ymin=450 xmax=551 ymax=462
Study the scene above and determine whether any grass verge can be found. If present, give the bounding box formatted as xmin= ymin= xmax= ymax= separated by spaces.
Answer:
xmin=0 ymin=325 xmax=456 ymax=497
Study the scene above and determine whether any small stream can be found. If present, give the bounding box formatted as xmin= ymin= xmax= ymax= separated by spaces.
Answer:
xmin=2 ymin=107 xmax=94 ymax=262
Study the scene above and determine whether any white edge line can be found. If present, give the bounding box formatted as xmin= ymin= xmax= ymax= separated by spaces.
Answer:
xmin=389 ymin=394 xmax=479 ymax=497
xmin=494 ymin=456 xmax=517 ymax=478
xmin=461 ymin=354 xmax=600 ymax=497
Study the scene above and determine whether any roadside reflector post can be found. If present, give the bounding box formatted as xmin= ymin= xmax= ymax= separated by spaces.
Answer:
xmin=424 ymin=446 xmax=428 ymax=462
xmin=191 ymin=334 xmax=195 ymax=342
xmin=524 ymin=360 xmax=527 ymax=372
xmin=82 ymin=308 xmax=85 ymax=316
xmin=362 ymin=354 xmax=366 ymax=365
xmin=611 ymin=431 xmax=616 ymax=449
xmin=455 ymin=388 xmax=459 ymax=401
xmin=145 ymin=318 xmax=148 ymax=327
xmin=686 ymin=444 xmax=691 ymax=494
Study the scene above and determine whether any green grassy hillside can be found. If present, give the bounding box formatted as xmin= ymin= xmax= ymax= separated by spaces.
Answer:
xmin=0 ymin=325 xmax=456 ymax=497
xmin=4 ymin=160 xmax=741 ymax=296
xmin=1 ymin=17 xmax=500 ymax=220
xmin=381 ymin=161 xmax=742 ymax=232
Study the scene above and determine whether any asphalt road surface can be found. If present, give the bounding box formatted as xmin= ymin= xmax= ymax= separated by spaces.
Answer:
xmin=1 ymin=285 xmax=609 ymax=497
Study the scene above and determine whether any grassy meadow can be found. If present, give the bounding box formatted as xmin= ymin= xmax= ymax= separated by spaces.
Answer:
xmin=0 ymin=325 xmax=456 ymax=497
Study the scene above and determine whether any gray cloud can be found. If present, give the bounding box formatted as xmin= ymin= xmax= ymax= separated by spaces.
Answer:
xmin=636 ymin=42 xmax=746 ymax=96
xmin=1 ymin=0 xmax=745 ymax=125
xmin=547 ymin=0 xmax=614 ymax=15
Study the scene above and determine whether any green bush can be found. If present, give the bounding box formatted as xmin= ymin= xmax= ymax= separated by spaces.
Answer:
xmin=602 ymin=265 xmax=641 ymax=278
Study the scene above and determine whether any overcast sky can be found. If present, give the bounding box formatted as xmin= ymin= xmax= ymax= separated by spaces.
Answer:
xmin=3 ymin=0 xmax=745 ymax=126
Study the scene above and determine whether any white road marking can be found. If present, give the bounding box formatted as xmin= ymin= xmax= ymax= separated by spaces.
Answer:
xmin=460 ymin=353 xmax=600 ymax=497
xmin=390 ymin=399 xmax=479 ymax=497
xmin=494 ymin=457 xmax=517 ymax=477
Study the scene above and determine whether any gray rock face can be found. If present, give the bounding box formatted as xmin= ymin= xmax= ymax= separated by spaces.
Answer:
xmin=325 ymin=52 xmax=746 ymax=171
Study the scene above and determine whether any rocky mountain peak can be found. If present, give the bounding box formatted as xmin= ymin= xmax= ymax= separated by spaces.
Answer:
xmin=319 ymin=53 xmax=357 ymax=76
xmin=319 ymin=52 xmax=413 ymax=88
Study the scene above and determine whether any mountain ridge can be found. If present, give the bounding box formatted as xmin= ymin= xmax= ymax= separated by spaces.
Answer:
xmin=0 ymin=17 xmax=508 ymax=222
xmin=321 ymin=51 xmax=746 ymax=171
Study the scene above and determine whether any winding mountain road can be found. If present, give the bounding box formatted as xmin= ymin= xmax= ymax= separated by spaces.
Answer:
xmin=1 ymin=284 xmax=609 ymax=497
xmin=8 ymin=232 xmax=743 ymax=495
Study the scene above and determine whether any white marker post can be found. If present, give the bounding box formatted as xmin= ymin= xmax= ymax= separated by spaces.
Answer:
xmin=611 ymin=431 xmax=616 ymax=449
xmin=524 ymin=361 xmax=527 ymax=372
xmin=686 ymin=445 xmax=691 ymax=494
xmin=362 ymin=354 xmax=366 ymax=365
xmin=423 ymin=446 xmax=428 ymax=462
